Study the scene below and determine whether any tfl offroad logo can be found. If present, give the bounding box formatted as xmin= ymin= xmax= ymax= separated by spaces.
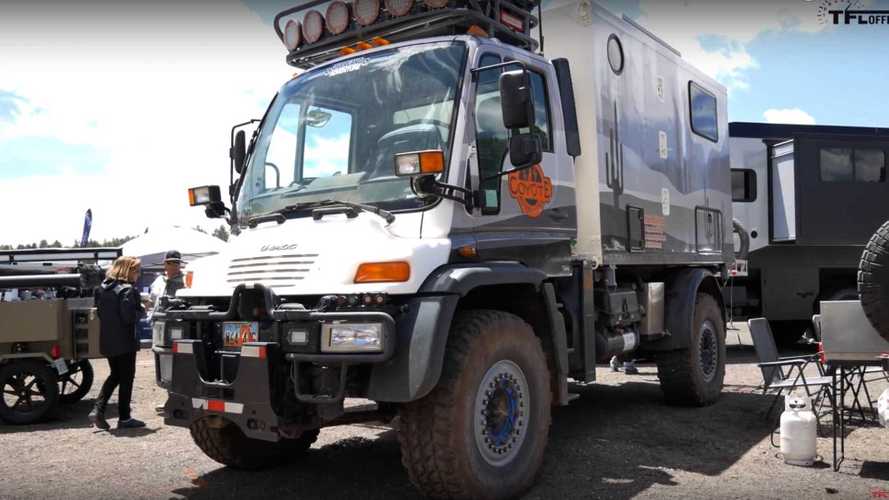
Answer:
xmin=816 ymin=0 xmax=889 ymax=25
xmin=508 ymin=164 xmax=553 ymax=218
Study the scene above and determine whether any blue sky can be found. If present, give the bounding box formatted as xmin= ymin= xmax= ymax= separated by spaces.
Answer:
xmin=2 ymin=0 xmax=889 ymax=244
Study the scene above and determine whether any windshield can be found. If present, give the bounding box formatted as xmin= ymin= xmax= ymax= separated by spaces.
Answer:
xmin=236 ymin=42 xmax=467 ymax=223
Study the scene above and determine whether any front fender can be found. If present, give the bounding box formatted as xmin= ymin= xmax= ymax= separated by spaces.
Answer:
xmin=367 ymin=262 xmax=547 ymax=402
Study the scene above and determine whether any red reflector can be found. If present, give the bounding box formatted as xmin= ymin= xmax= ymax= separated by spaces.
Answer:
xmin=208 ymin=400 xmax=225 ymax=413
xmin=172 ymin=342 xmax=179 ymax=353
xmin=50 ymin=344 xmax=61 ymax=359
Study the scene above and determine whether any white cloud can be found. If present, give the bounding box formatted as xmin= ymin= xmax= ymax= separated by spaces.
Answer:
xmin=0 ymin=0 xmax=292 ymax=245
xmin=763 ymin=108 xmax=817 ymax=125
xmin=632 ymin=0 xmax=829 ymax=93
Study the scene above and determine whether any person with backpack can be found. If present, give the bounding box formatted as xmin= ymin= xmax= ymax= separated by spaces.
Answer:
xmin=88 ymin=255 xmax=147 ymax=430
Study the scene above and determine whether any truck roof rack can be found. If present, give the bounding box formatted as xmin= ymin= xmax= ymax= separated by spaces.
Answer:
xmin=0 ymin=247 xmax=122 ymax=265
xmin=274 ymin=0 xmax=540 ymax=69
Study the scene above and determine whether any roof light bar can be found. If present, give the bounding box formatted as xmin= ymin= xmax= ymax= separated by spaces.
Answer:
xmin=283 ymin=19 xmax=302 ymax=50
xmin=354 ymin=0 xmax=381 ymax=26
xmin=302 ymin=10 xmax=325 ymax=44
xmin=385 ymin=0 xmax=414 ymax=17
xmin=326 ymin=1 xmax=351 ymax=35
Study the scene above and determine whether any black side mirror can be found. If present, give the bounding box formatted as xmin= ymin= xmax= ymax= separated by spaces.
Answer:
xmin=231 ymin=130 xmax=247 ymax=174
xmin=509 ymin=133 xmax=542 ymax=168
xmin=499 ymin=70 xmax=534 ymax=129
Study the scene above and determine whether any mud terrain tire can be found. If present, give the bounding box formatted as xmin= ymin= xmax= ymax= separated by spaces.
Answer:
xmin=656 ymin=294 xmax=726 ymax=406
xmin=859 ymin=220 xmax=889 ymax=342
xmin=398 ymin=310 xmax=551 ymax=500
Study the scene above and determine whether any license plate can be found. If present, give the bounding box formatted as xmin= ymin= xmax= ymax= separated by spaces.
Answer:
xmin=53 ymin=358 xmax=68 ymax=376
xmin=223 ymin=322 xmax=259 ymax=348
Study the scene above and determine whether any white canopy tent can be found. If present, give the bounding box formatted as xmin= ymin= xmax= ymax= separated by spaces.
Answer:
xmin=121 ymin=226 xmax=227 ymax=270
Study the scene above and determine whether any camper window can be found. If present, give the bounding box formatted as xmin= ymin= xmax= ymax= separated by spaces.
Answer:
xmin=607 ymin=34 xmax=624 ymax=75
xmin=731 ymin=169 xmax=756 ymax=202
xmin=819 ymin=147 xmax=885 ymax=183
xmin=689 ymin=82 xmax=718 ymax=142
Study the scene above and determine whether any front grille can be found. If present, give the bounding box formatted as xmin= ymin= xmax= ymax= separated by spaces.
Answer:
xmin=226 ymin=253 xmax=318 ymax=288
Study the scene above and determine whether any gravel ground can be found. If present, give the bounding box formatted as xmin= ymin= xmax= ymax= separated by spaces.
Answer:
xmin=1 ymin=324 xmax=887 ymax=500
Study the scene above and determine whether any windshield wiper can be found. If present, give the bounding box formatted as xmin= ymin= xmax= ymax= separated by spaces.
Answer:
xmin=311 ymin=200 xmax=395 ymax=224
xmin=248 ymin=199 xmax=394 ymax=228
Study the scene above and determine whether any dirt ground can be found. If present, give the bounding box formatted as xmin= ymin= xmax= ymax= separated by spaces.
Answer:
xmin=1 ymin=323 xmax=887 ymax=500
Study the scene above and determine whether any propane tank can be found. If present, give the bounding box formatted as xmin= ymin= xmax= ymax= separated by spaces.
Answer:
xmin=780 ymin=395 xmax=817 ymax=466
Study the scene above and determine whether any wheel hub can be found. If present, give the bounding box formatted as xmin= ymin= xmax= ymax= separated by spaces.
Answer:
xmin=698 ymin=320 xmax=719 ymax=383
xmin=473 ymin=360 xmax=530 ymax=467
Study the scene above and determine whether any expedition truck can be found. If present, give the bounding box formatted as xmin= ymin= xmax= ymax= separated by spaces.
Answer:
xmin=726 ymin=122 xmax=889 ymax=344
xmin=153 ymin=1 xmax=733 ymax=497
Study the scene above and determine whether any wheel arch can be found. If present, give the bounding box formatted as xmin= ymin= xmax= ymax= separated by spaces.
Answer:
xmin=368 ymin=262 xmax=555 ymax=403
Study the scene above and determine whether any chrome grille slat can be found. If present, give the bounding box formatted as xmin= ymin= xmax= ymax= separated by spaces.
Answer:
xmin=226 ymin=252 xmax=316 ymax=288
xmin=226 ymin=276 xmax=305 ymax=282
xmin=228 ymin=261 xmax=314 ymax=269
xmin=227 ymin=269 xmax=309 ymax=276
xmin=230 ymin=254 xmax=318 ymax=262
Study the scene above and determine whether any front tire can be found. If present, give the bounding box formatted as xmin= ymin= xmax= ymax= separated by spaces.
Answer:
xmin=398 ymin=310 xmax=551 ymax=500
xmin=0 ymin=360 xmax=60 ymax=424
xmin=656 ymin=294 xmax=726 ymax=406
xmin=190 ymin=418 xmax=318 ymax=469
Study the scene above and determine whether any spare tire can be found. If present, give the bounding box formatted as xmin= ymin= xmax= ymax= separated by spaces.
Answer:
xmin=858 ymin=220 xmax=889 ymax=342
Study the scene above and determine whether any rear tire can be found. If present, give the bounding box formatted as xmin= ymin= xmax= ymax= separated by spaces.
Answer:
xmin=398 ymin=310 xmax=551 ymax=500
xmin=656 ymin=294 xmax=726 ymax=406
xmin=859 ymin=220 xmax=889 ymax=342
xmin=189 ymin=418 xmax=318 ymax=469
xmin=0 ymin=360 xmax=60 ymax=424
xmin=58 ymin=360 xmax=93 ymax=404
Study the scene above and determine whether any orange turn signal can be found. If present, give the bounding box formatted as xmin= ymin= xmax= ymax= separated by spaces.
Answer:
xmin=354 ymin=261 xmax=411 ymax=283
xmin=394 ymin=150 xmax=445 ymax=176
xmin=356 ymin=41 xmax=373 ymax=50
xmin=371 ymin=36 xmax=390 ymax=46
xmin=185 ymin=271 xmax=194 ymax=288
xmin=340 ymin=47 xmax=357 ymax=55
xmin=187 ymin=185 xmax=220 ymax=207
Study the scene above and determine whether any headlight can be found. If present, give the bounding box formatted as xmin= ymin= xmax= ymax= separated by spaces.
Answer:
xmin=287 ymin=328 xmax=308 ymax=345
xmin=321 ymin=322 xmax=383 ymax=353
xmin=169 ymin=325 xmax=184 ymax=341
xmin=152 ymin=321 xmax=167 ymax=347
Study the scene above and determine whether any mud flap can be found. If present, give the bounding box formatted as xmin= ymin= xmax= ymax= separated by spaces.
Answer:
xmin=163 ymin=339 xmax=281 ymax=442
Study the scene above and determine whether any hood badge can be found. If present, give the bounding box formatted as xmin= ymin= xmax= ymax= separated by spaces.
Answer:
xmin=261 ymin=244 xmax=299 ymax=252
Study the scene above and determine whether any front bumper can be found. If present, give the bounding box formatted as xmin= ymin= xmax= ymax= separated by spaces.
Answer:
xmin=163 ymin=339 xmax=282 ymax=441
xmin=158 ymin=286 xmax=459 ymax=440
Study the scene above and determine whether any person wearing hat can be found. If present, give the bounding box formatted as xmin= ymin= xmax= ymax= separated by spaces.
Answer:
xmin=148 ymin=250 xmax=186 ymax=316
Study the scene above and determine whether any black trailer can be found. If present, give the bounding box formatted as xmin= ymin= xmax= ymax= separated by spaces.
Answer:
xmin=727 ymin=121 xmax=889 ymax=342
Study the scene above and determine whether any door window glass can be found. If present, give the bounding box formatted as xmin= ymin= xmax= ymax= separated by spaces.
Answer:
xmin=475 ymin=53 xmax=508 ymax=213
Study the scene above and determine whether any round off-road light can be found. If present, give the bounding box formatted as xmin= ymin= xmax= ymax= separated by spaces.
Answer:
xmin=302 ymin=10 xmax=324 ymax=44
xmin=284 ymin=19 xmax=302 ymax=50
xmin=385 ymin=0 xmax=413 ymax=17
xmin=354 ymin=0 xmax=381 ymax=25
xmin=326 ymin=1 xmax=350 ymax=35
xmin=424 ymin=0 xmax=448 ymax=8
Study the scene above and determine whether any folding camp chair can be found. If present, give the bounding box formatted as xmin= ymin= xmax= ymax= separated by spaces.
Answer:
xmin=748 ymin=318 xmax=835 ymax=428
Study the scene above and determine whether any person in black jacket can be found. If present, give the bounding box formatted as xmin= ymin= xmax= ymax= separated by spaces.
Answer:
xmin=88 ymin=256 xmax=147 ymax=430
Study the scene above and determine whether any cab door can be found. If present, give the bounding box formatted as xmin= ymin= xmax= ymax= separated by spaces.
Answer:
xmin=465 ymin=49 xmax=574 ymax=275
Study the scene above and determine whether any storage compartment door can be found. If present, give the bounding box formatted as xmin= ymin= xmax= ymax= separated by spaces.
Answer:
xmin=770 ymin=140 xmax=796 ymax=242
